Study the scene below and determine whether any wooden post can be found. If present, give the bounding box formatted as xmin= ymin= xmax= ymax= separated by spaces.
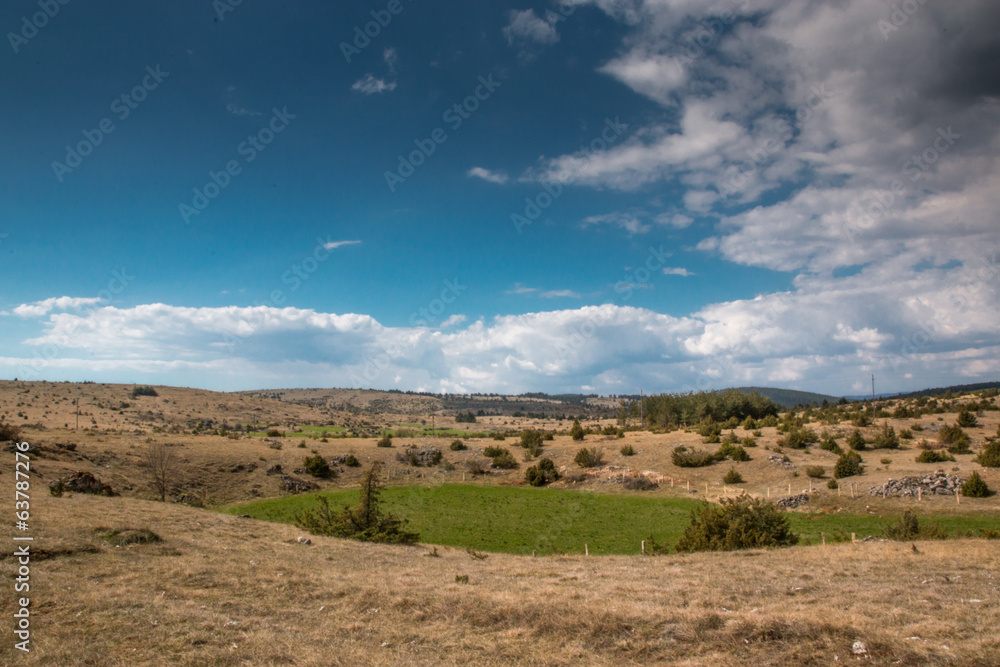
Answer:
xmin=686 ymin=480 xmax=690 ymax=491
xmin=918 ymin=487 xmax=922 ymax=501
xmin=838 ymin=484 xmax=841 ymax=497
xmin=788 ymin=483 xmax=791 ymax=496
xmin=851 ymin=532 xmax=856 ymax=543
xmin=585 ymin=544 xmax=589 ymax=556
xmin=706 ymin=482 xmax=709 ymax=496
xmin=641 ymin=540 xmax=645 ymax=555
xmin=851 ymin=483 xmax=855 ymax=498
xmin=809 ymin=480 xmax=812 ymax=493
xmin=767 ymin=487 xmax=770 ymax=498
xmin=532 ymin=550 xmax=536 ymax=557
xmin=956 ymin=490 xmax=961 ymax=505
xmin=670 ymin=477 xmax=674 ymax=488
xmin=822 ymin=532 xmax=826 ymax=546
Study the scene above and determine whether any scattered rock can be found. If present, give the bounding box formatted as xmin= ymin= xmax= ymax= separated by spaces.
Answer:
xmin=229 ymin=464 xmax=246 ymax=473
xmin=265 ymin=464 xmax=283 ymax=476
xmin=852 ymin=641 xmax=868 ymax=656
xmin=237 ymin=514 xmax=251 ymax=519
xmin=868 ymin=470 xmax=965 ymax=498
xmin=53 ymin=472 xmax=117 ymax=496
xmin=297 ymin=536 xmax=312 ymax=545
xmin=280 ymin=475 xmax=318 ymax=493
xmin=621 ymin=475 xmax=658 ymax=491
xmin=767 ymin=454 xmax=797 ymax=470
xmin=776 ymin=493 xmax=809 ymax=508
xmin=396 ymin=446 xmax=443 ymax=467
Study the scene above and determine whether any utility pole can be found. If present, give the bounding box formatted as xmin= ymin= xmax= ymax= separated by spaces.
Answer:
xmin=639 ymin=390 xmax=644 ymax=429
xmin=871 ymin=374 xmax=875 ymax=401
xmin=75 ymin=397 xmax=79 ymax=431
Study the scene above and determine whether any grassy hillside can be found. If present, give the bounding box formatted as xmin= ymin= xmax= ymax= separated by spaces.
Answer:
xmin=734 ymin=386 xmax=842 ymax=408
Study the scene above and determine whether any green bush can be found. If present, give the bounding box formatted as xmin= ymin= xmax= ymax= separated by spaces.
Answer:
xmin=915 ymin=449 xmax=954 ymax=464
xmin=490 ymin=450 xmax=518 ymax=469
xmin=805 ymin=465 xmax=825 ymax=479
xmin=303 ymin=455 xmax=333 ymax=478
xmin=520 ymin=429 xmax=543 ymax=449
xmin=961 ymin=471 xmax=991 ymax=498
xmin=977 ymin=439 xmax=1000 ymax=468
xmin=525 ymin=458 xmax=559 ymax=486
xmin=834 ymin=450 xmax=864 ymax=479
xmin=899 ymin=428 xmax=913 ymax=440
xmin=826 ymin=479 xmax=838 ymax=490
xmin=885 ymin=511 xmax=919 ymax=541
xmin=871 ymin=423 xmax=900 ymax=449
xmin=266 ymin=429 xmax=285 ymax=438
xmin=938 ymin=424 xmax=970 ymax=448
xmin=674 ymin=495 xmax=799 ymax=553
xmin=741 ymin=436 xmax=757 ymax=448
xmin=778 ymin=427 xmax=818 ymax=450
xmin=719 ymin=442 xmax=750 ymax=462
xmin=723 ymin=468 xmax=744 ymax=484
xmin=344 ymin=454 xmax=360 ymax=467
xmin=483 ymin=445 xmax=506 ymax=458
xmin=741 ymin=416 xmax=758 ymax=431
xmin=957 ymin=409 xmax=978 ymax=428
xmin=819 ymin=431 xmax=841 ymax=453
xmin=574 ymin=447 xmax=604 ymax=468
xmin=131 ymin=385 xmax=159 ymax=398
xmin=760 ymin=415 xmax=779 ymax=428
xmin=672 ymin=446 xmax=722 ymax=468
xmin=376 ymin=435 xmax=393 ymax=448
xmin=847 ymin=429 xmax=867 ymax=451
xmin=450 ymin=440 xmax=467 ymax=451
xmin=570 ymin=420 xmax=585 ymax=441
xmin=620 ymin=444 xmax=636 ymax=456
xmin=491 ymin=432 xmax=506 ymax=441
xmin=296 ymin=463 xmax=418 ymax=544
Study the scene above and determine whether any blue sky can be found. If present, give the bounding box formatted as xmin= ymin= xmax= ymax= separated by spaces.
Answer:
xmin=1 ymin=0 xmax=999 ymax=395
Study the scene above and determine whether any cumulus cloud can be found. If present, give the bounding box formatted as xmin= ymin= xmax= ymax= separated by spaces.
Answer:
xmin=503 ymin=9 xmax=560 ymax=47
xmin=662 ymin=267 xmax=694 ymax=277
xmin=351 ymin=74 xmax=396 ymax=95
xmin=467 ymin=167 xmax=509 ymax=184
xmin=13 ymin=297 xmax=104 ymax=318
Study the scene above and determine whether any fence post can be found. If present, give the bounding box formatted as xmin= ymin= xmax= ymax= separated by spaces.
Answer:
xmin=585 ymin=544 xmax=589 ymax=556
xmin=851 ymin=532 xmax=856 ymax=544
xmin=641 ymin=540 xmax=645 ymax=555
xmin=957 ymin=489 xmax=961 ymax=505
xmin=788 ymin=483 xmax=791 ymax=496
xmin=918 ymin=487 xmax=922 ymax=501
xmin=767 ymin=487 xmax=770 ymax=498
xmin=822 ymin=532 xmax=826 ymax=546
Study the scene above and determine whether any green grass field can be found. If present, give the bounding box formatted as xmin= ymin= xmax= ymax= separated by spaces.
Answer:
xmin=222 ymin=485 xmax=999 ymax=555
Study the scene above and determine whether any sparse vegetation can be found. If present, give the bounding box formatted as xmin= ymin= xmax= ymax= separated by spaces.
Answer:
xmin=961 ymin=471 xmax=990 ymax=498
xmin=977 ymin=436 xmax=1000 ymax=467
xmin=672 ymin=446 xmax=722 ymax=468
xmin=834 ymin=450 xmax=864 ymax=479
xmin=723 ymin=468 xmax=744 ymax=484
xmin=130 ymin=385 xmax=159 ymax=398
xmin=574 ymin=447 xmax=604 ymax=468
xmin=450 ymin=439 xmax=467 ymax=451
xmin=620 ymin=443 xmax=636 ymax=456
xmin=915 ymin=449 xmax=955 ymax=464
xmin=570 ymin=419 xmax=585 ymax=441
xmin=376 ymin=434 xmax=393 ymax=448
xmin=805 ymin=465 xmax=825 ymax=479
xmin=525 ymin=458 xmax=559 ymax=486
xmin=303 ymin=454 xmax=333 ymax=478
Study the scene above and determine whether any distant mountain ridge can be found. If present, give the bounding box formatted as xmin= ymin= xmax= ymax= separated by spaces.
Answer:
xmin=732 ymin=386 xmax=842 ymax=408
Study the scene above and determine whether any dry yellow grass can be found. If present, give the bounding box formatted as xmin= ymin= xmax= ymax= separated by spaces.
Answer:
xmin=2 ymin=486 xmax=999 ymax=666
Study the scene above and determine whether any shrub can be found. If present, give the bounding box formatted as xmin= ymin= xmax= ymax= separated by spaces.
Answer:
xmin=741 ymin=436 xmax=757 ymax=448
xmin=977 ymin=439 xmax=1000 ymax=468
xmin=871 ymin=423 xmax=900 ymax=449
xmin=778 ymin=428 xmax=818 ymax=450
xmin=719 ymin=442 xmax=750 ymax=462
xmin=957 ymin=409 xmax=978 ymax=428
xmin=303 ymin=455 xmax=333 ymax=478
xmin=827 ymin=479 xmax=838 ymax=490
xmin=574 ymin=447 xmax=604 ymax=468
xmin=622 ymin=476 xmax=658 ymax=491
xmin=49 ymin=479 xmax=65 ymax=497
xmin=674 ymin=495 xmax=799 ymax=553
xmin=961 ymin=471 xmax=990 ymax=498
xmin=376 ymin=435 xmax=393 ymax=448
xmin=620 ymin=444 xmax=636 ymax=456
xmin=296 ymin=463 xmax=418 ymax=544
xmin=0 ymin=421 xmax=22 ymax=441
xmin=490 ymin=450 xmax=518 ymax=469
xmin=131 ymin=385 xmax=158 ymax=398
xmin=899 ymin=428 xmax=913 ymax=440
xmin=916 ymin=449 xmax=954 ymax=464
xmin=938 ymin=424 xmax=970 ymax=448
xmin=520 ymin=429 xmax=543 ymax=449
xmin=344 ymin=454 xmax=360 ymax=467
xmin=752 ymin=429 xmax=763 ymax=437
xmin=491 ymin=432 xmax=506 ymax=441
xmin=911 ymin=423 xmax=924 ymax=432
xmin=847 ymin=429 xmax=867 ymax=451
xmin=805 ymin=465 xmax=825 ymax=479
xmin=819 ymin=431 xmax=841 ymax=453
xmin=94 ymin=527 xmax=162 ymax=546
xmin=885 ymin=511 xmax=919 ymax=541
xmin=760 ymin=415 xmax=779 ymax=428
xmin=723 ymin=468 xmax=744 ymax=484
xmin=672 ymin=446 xmax=722 ymax=468
xmin=465 ymin=460 xmax=486 ymax=475
xmin=397 ymin=446 xmax=443 ymax=467
xmin=834 ymin=451 xmax=864 ymax=479
xmin=570 ymin=420 xmax=585 ymax=441
xmin=454 ymin=411 xmax=477 ymax=423
xmin=525 ymin=458 xmax=559 ymax=486
xmin=483 ymin=445 xmax=506 ymax=458
xmin=450 ymin=440 xmax=467 ymax=451
xmin=741 ymin=416 xmax=758 ymax=431
xmin=266 ymin=429 xmax=285 ymax=438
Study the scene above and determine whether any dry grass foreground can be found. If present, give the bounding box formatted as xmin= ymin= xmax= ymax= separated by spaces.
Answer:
xmin=2 ymin=485 xmax=999 ymax=666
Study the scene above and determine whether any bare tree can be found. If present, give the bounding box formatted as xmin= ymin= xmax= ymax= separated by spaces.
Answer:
xmin=140 ymin=442 xmax=177 ymax=502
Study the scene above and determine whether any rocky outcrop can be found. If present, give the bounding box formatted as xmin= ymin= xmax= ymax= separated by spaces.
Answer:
xmin=868 ymin=470 xmax=965 ymax=497
xmin=776 ymin=493 xmax=809 ymax=508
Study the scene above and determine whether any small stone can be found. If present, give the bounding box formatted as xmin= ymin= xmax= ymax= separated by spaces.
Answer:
xmin=297 ymin=536 xmax=312 ymax=545
xmin=852 ymin=640 xmax=868 ymax=655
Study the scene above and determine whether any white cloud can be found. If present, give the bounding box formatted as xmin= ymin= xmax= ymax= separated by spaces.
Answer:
xmin=582 ymin=212 xmax=650 ymax=235
xmin=539 ymin=290 xmax=582 ymax=299
xmin=322 ymin=240 xmax=362 ymax=251
xmin=351 ymin=74 xmax=396 ymax=95
xmin=503 ymin=9 xmax=560 ymax=47
xmin=662 ymin=267 xmax=694 ymax=277
xmin=506 ymin=284 xmax=538 ymax=295
xmin=467 ymin=167 xmax=509 ymax=184
xmin=13 ymin=296 xmax=103 ymax=318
